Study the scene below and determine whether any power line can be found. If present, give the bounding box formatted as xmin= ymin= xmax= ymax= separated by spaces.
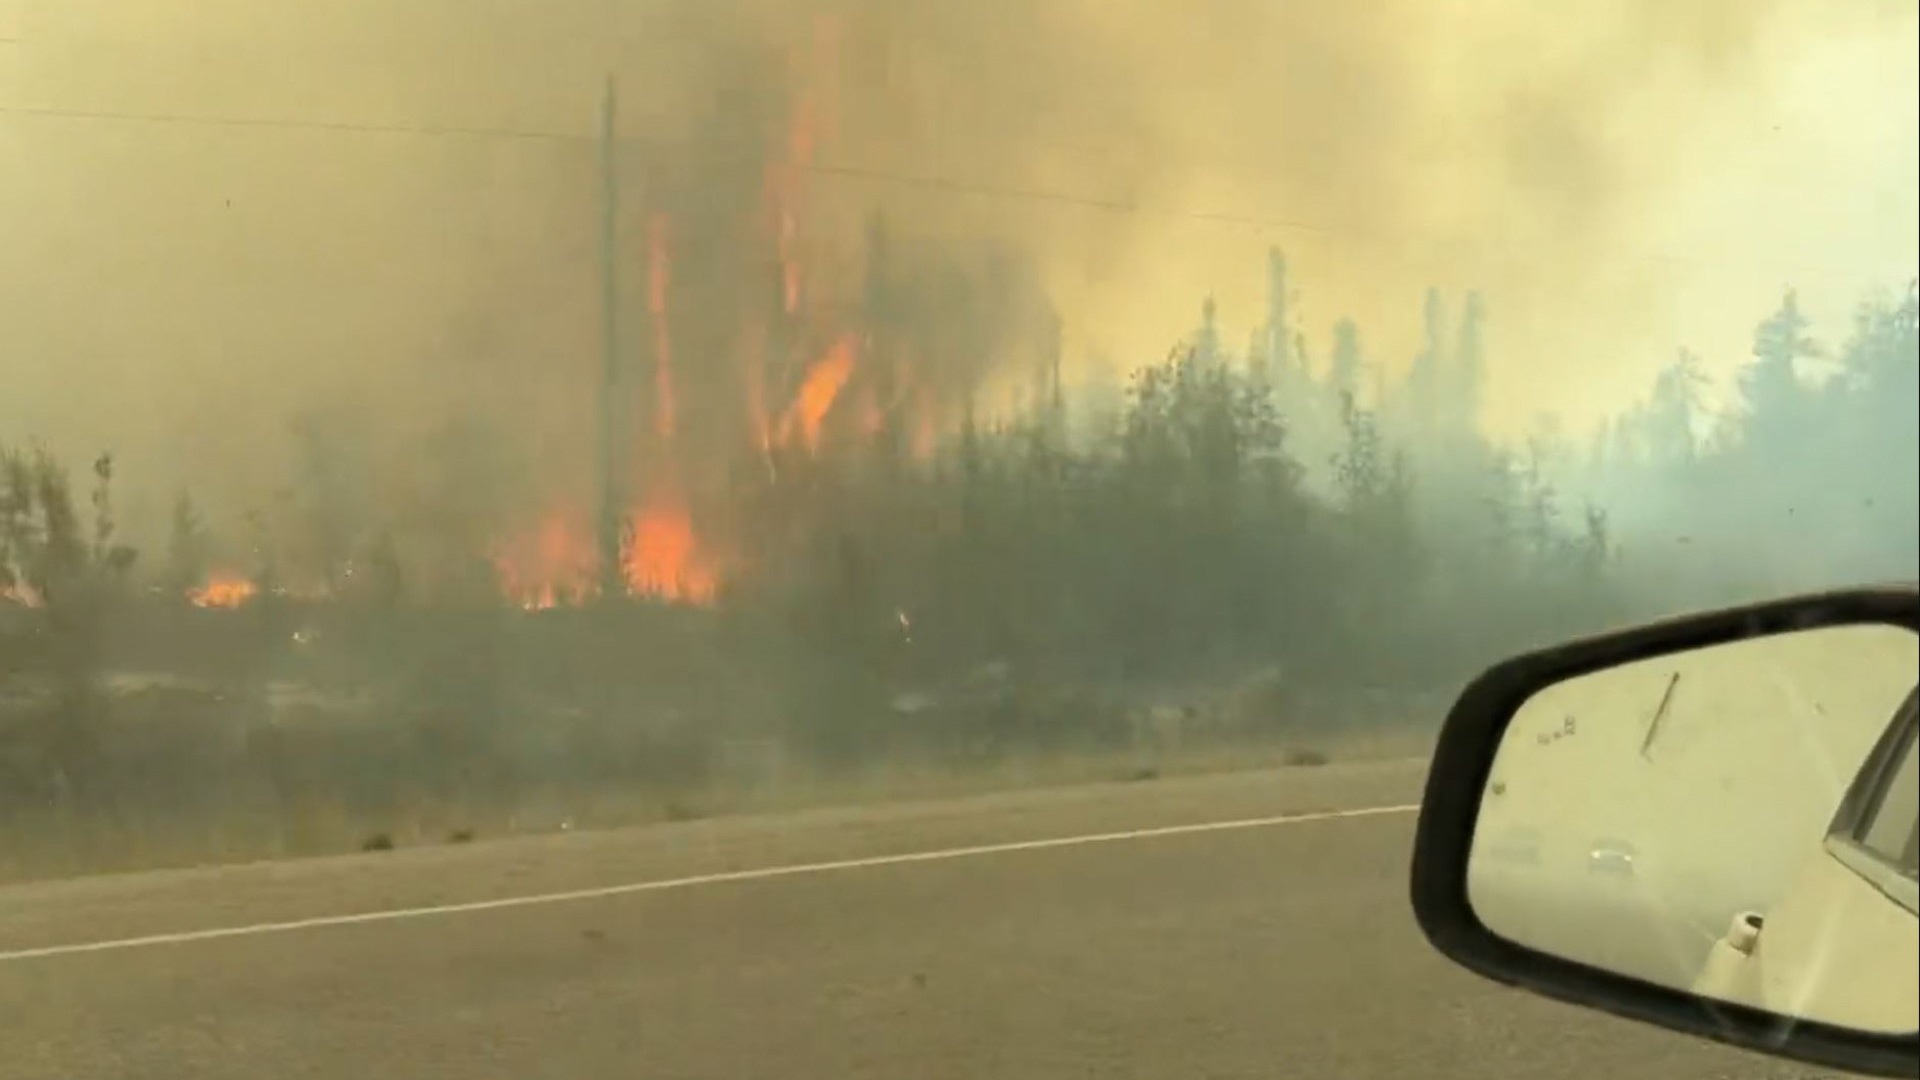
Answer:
xmin=0 ymin=100 xmax=1375 ymax=240
xmin=0 ymin=101 xmax=574 ymax=143
xmin=0 ymin=100 xmax=1555 ymax=260
xmin=0 ymin=99 xmax=1901 ymax=287
xmin=798 ymin=158 xmax=1347 ymax=240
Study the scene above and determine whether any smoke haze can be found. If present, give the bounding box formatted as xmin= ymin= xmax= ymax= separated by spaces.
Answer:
xmin=1 ymin=0 xmax=1916 ymax=890
xmin=1 ymin=0 xmax=1915 ymax=543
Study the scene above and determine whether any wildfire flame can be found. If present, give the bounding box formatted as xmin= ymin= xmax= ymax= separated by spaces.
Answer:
xmin=141 ymin=15 xmax=966 ymax=621
xmin=485 ymin=15 xmax=891 ymax=613
xmin=493 ymin=513 xmax=595 ymax=610
xmin=190 ymin=572 xmax=257 ymax=610
xmin=778 ymin=335 xmax=859 ymax=452
xmin=774 ymin=100 xmax=813 ymax=316
xmin=769 ymin=20 xmax=836 ymax=319
xmin=623 ymin=499 xmax=718 ymax=605
xmin=1 ymin=581 xmax=44 ymax=609
xmin=490 ymin=500 xmax=719 ymax=610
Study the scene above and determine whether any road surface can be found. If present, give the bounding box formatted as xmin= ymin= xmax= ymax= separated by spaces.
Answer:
xmin=0 ymin=761 xmax=1853 ymax=1078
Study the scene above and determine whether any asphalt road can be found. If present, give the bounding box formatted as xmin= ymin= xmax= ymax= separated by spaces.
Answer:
xmin=0 ymin=761 xmax=1855 ymax=1079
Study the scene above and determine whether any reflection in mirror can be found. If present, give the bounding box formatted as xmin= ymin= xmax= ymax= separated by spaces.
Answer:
xmin=1468 ymin=623 xmax=1919 ymax=1037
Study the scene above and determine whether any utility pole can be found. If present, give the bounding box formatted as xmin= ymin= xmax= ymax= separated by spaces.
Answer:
xmin=596 ymin=74 xmax=625 ymax=602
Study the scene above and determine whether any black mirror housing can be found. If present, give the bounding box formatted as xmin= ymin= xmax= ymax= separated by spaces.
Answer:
xmin=1409 ymin=584 xmax=1920 ymax=1079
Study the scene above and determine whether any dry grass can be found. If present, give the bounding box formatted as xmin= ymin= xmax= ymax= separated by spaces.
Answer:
xmin=0 ymin=725 xmax=1433 ymax=885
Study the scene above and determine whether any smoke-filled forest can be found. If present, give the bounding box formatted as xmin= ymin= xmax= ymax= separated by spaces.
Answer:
xmin=2 ymin=0 xmax=1916 ymax=878
xmin=3 ymin=240 xmax=1914 ymax=876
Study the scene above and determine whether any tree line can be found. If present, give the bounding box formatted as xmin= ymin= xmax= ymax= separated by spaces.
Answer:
xmin=2 ymin=252 xmax=1915 ymax=798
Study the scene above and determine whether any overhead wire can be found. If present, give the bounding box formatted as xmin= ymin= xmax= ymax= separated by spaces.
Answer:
xmin=0 ymin=100 xmax=1672 ymax=271
xmin=0 ymin=99 xmax=1903 ymax=291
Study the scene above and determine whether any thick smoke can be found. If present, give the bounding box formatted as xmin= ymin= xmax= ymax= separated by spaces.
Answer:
xmin=1 ymin=0 xmax=1913 ymax=555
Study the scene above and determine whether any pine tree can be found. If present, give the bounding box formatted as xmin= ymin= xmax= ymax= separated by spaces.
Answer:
xmin=1451 ymin=291 xmax=1487 ymax=435
xmin=1195 ymin=295 xmax=1222 ymax=368
xmin=1264 ymin=247 xmax=1291 ymax=380
xmin=1738 ymin=289 xmax=1819 ymax=453
xmin=1329 ymin=319 xmax=1364 ymax=404
xmin=1643 ymin=349 xmax=1709 ymax=469
xmin=1404 ymin=288 xmax=1448 ymax=446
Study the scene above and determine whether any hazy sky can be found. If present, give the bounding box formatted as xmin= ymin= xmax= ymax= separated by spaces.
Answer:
xmin=1 ymin=0 xmax=1914 ymax=539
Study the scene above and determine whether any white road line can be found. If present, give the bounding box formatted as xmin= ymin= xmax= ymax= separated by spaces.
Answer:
xmin=0 ymin=802 xmax=1419 ymax=964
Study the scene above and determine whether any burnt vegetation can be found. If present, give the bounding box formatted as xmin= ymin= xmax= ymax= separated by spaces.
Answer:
xmin=2 ymin=257 xmax=1915 ymax=879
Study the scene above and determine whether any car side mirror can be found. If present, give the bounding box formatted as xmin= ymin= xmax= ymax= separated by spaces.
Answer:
xmin=1410 ymin=585 xmax=1919 ymax=1078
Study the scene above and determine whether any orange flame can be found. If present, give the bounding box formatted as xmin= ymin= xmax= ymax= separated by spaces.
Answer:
xmin=779 ymin=212 xmax=803 ymax=315
xmin=770 ymin=34 xmax=827 ymax=318
xmin=493 ymin=513 xmax=595 ymax=610
xmin=190 ymin=572 xmax=257 ymax=610
xmin=766 ymin=117 xmax=808 ymax=317
xmin=2 ymin=580 xmax=44 ymax=609
xmin=778 ymin=335 xmax=858 ymax=452
xmin=502 ymin=19 xmax=844 ymax=613
xmin=623 ymin=498 xmax=717 ymax=605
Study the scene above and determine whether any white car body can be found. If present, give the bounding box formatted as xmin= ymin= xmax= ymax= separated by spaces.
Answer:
xmin=1692 ymin=690 xmax=1919 ymax=1033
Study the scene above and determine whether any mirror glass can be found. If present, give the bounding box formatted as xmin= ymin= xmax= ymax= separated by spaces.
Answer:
xmin=1468 ymin=622 xmax=1919 ymax=1036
